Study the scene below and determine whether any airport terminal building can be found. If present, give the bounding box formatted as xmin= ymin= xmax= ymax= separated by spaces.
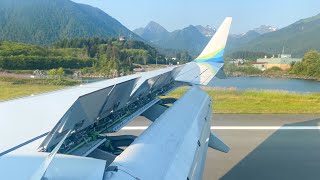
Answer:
xmin=253 ymin=54 xmax=302 ymax=71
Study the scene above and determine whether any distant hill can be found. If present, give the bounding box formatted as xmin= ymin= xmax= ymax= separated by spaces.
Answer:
xmin=228 ymin=14 xmax=320 ymax=57
xmin=159 ymin=25 xmax=209 ymax=56
xmin=134 ymin=22 xmax=210 ymax=56
xmin=227 ymin=30 xmax=261 ymax=50
xmin=134 ymin=21 xmax=282 ymax=57
xmin=0 ymin=0 xmax=141 ymax=45
xmin=227 ymin=25 xmax=277 ymax=51
xmin=253 ymin=25 xmax=277 ymax=34
xmin=133 ymin=21 xmax=169 ymax=43
xmin=195 ymin=25 xmax=216 ymax=38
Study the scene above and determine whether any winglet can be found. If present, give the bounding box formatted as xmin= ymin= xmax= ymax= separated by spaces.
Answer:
xmin=208 ymin=132 xmax=230 ymax=153
xmin=174 ymin=17 xmax=232 ymax=85
xmin=194 ymin=17 xmax=232 ymax=63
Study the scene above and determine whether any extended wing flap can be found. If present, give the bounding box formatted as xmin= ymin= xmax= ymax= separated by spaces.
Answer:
xmin=208 ymin=132 xmax=230 ymax=153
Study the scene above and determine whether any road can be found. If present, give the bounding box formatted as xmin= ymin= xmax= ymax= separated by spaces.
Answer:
xmin=116 ymin=114 xmax=320 ymax=180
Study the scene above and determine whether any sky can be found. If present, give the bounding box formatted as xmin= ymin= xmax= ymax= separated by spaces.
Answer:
xmin=72 ymin=0 xmax=320 ymax=34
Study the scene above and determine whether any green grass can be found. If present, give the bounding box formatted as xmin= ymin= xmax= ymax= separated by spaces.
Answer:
xmin=1 ymin=77 xmax=320 ymax=114
xmin=0 ymin=77 xmax=76 ymax=101
xmin=0 ymin=76 xmax=79 ymax=86
xmin=166 ymin=87 xmax=320 ymax=114
xmin=0 ymin=81 xmax=64 ymax=101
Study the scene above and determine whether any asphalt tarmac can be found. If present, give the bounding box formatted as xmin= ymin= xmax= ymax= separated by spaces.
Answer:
xmin=117 ymin=114 xmax=320 ymax=180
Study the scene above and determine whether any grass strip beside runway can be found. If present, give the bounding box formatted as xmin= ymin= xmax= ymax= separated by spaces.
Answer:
xmin=0 ymin=77 xmax=66 ymax=101
xmin=166 ymin=87 xmax=320 ymax=114
xmin=1 ymin=77 xmax=320 ymax=114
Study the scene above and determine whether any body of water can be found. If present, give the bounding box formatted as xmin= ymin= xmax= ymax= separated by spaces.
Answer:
xmin=209 ymin=77 xmax=320 ymax=93
xmin=84 ymin=76 xmax=320 ymax=93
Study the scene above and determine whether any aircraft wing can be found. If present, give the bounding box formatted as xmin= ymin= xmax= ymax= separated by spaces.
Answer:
xmin=0 ymin=17 xmax=232 ymax=180
xmin=104 ymin=86 xmax=228 ymax=180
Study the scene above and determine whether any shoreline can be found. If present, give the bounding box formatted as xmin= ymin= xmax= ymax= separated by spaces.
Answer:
xmin=227 ymin=72 xmax=319 ymax=81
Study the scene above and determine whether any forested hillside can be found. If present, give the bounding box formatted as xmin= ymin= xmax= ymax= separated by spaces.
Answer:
xmin=229 ymin=14 xmax=320 ymax=57
xmin=0 ymin=0 xmax=140 ymax=45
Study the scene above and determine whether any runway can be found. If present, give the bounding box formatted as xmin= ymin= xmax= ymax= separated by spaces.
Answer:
xmin=122 ymin=126 xmax=320 ymax=130
xmin=116 ymin=114 xmax=320 ymax=180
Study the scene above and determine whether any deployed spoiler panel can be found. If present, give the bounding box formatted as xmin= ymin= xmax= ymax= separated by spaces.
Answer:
xmin=39 ymin=78 xmax=138 ymax=152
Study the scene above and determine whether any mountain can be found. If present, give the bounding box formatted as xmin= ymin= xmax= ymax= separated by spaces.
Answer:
xmin=227 ymin=30 xmax=261 ymax=50
xmin=135 ymin=14 xmax=320 ymax=58
xmin=133 ymin=21 xmax=169 ymax=43
xmin=253 ymin=25 xmax=277 ymax=34
xmin=0 ymin=0 xmax=141 ymax=45
xmin=134 ymin=22 xmax=209 ymax=56
xmin=227 ymin=25 xmax=277 ymax=51
xmin=158 ymin=25 xmax=209 ymax=56
xmin=134 ymin=21 xmax=279 ymax=57
xmin=228 ymin=14 xmax=320 ymax=57
xmin=195 ymin=25 xmax=216 ymax=38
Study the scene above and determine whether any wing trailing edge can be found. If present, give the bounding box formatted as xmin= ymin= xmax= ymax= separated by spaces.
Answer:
xmin=174 ymin=17 xmax=232 ymax=85
xmin=31 ymin=130 xmax=71 ymax=180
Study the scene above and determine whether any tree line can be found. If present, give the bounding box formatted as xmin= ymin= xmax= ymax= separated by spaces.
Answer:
xmin=227 ymin=51 xmax=273 ymax=61
xmin=290 ymin=50 xmax=320 ymax=78
xmin=0 ymin=41 xmax=93 ymax=70
xmin=0 ymin=56 xmax=93 ymax=70
xmin=0 ymin=38 xmax=182 ymax=74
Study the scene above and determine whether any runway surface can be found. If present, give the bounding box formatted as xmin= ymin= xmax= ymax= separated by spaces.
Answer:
xmin=116 ymin=114 xmax=320 ymax=180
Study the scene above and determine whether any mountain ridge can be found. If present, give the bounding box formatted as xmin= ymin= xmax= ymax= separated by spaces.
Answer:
xmin=0 ymin=0 xmax=141 ymax=45
xmin=133 ymin=21 xmax=169 ymax=43
xmin=134 ymin=20 xmax=282 ymax=56
xmin=228 ymin=13 xmax=320 ymax=57
xmin=133 ymin=22 xmax=212 ymax=56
